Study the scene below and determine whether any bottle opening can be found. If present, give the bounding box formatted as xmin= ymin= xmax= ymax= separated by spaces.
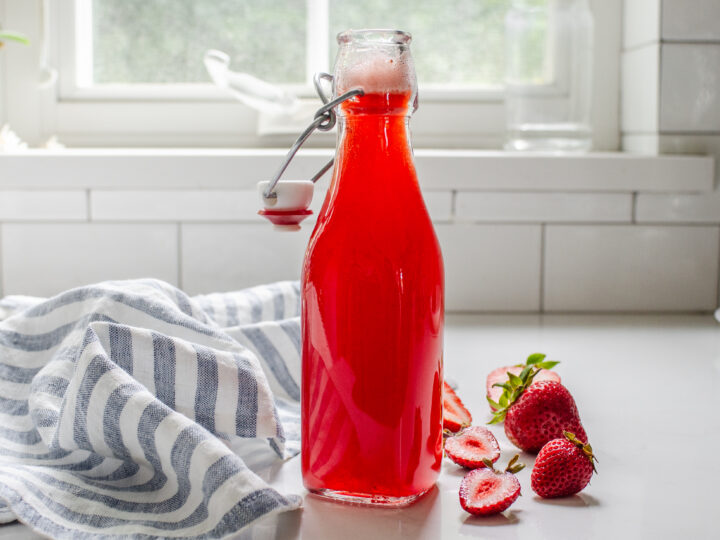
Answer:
xmin=333 ymin=28 xmax=417 ymax=109
xmin=337 ymin=29 xmax=412 ymax=45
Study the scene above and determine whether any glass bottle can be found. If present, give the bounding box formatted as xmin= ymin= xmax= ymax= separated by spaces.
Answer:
xmin=301 ymin=29 xmax=444 ymax=507
xmin=505 ymin=0 xmax=594 ymax=152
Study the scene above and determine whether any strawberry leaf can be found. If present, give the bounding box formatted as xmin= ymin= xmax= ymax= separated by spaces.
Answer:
xmin=507 ymin=372 xmax=522 ymax=387
xmin=487 ymin=353 xmax=560 ymax=427
xmin=486 ymin=397 xmax=502 ymax=410
xmin=488 ymin=411 xmax=506 ymax=424
xmin=519 ymin=365 xmax=533 ymax=382
xmin=536 ymin=360 xmax=559 ymax=370
xmin=505 ymin=454 xmax=526 ymax=474
xmin=526 ymin=353 xmax=546 ymax=365
xmin=486 ymin=352 xmax=558 ymax=426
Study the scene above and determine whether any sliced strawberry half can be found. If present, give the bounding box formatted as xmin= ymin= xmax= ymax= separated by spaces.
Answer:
xmin=486 ymin=354 xmax=561 ymax=411
xmin=459 ymin=455 xmax=524 ymax=516
xmin=445 ymin=426 xmax=500 ymax=469
xmin=443 ymin=381 xmax=472 ymax=433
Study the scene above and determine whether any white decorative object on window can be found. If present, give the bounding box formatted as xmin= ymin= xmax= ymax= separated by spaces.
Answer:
xmin=203 ymin=50 xmax=299 ymax=115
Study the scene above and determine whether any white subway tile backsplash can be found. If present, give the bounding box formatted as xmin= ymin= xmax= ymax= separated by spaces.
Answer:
xmin=435 ymin=224 xmax=541 ymax=311
xmin=661 ymin=0 xmax=720 ymax=41
xmin=1 ymin=224 xmax=178 ymax=296
xmin=637 ymin=133 xmax=720 ymax=184
xmin=455 ymin=193 xmax=632 ymax=223
xmin=90 ymin=189 xmax=438 ymax=224
xmin=0 ymin=191 xmax=86 ymax=221
xmin=91 ymin=190 xmax=260 ymax=222
xmin=621 ymin=44 xmax=660 ymax=132
xmin=624 ymin=0 xmax=661 ymax=49
xmin=183 ymin=223 xmax=542 ymax=308
xmin=277 ymin=189 xmax=449 ymax=224
xmin=305 ymin=189 xmax=328 ymax=223
xmin=660 ymin=44 xmax=720 ymax=133
xmin=544 ymin=225 xmax=719 ymax=311
xmin=423 ymin=191 xmax=453 ymax=222
xmin=181 ymin=224 xmax=311 ymax=295
xmin=636 ymin=192 xmax=720 ymax=223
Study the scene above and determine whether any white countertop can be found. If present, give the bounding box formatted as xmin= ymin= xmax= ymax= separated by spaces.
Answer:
xmin=3 ymin=314 xmax=719 ymax=540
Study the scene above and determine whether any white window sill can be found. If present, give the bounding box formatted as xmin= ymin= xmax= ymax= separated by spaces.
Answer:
xmin=0 ymin=149 xmax=713 ymax=192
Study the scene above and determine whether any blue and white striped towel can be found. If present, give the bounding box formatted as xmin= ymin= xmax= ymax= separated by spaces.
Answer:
xmin=0 ymin=279 xmax=303 ymax=539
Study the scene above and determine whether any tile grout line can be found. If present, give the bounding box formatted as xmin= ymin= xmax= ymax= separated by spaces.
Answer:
xmin=657 ymin=39 xmax=663 ymax=134
xmin=539 ymin=223 xmax=546 ymax=313
xmin=632 ymin=192 xmax=638 ymax=223
xmin=716 ymin=225 xmax=720 ymax=307
xmin=621 ymin=40 xmax=661 ymax=54
xmin=2 ymin=219 xmax=720 ymax=227
xmin=86 ymin=189 xmax=91 ymax=221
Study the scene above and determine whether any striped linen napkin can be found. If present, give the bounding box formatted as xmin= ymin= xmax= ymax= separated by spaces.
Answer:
xmin=0 ymin=279 xmax=303 ymax=539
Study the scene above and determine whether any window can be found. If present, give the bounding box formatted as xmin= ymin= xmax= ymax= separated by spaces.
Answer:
xmin=1 ymin=0 xmax=620 ymax=149
xmin=70 ymin=0 xmax=508 ymax=93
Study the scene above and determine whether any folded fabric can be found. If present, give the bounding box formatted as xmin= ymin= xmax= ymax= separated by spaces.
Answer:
xmin=0 ymin=279 xmax=303 ymax=539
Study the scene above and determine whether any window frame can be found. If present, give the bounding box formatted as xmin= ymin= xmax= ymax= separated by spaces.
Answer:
xmin=0 ymin=0 xmax=621 ymax=150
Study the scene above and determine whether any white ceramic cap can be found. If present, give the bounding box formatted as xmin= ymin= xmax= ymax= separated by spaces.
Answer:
xmin=257 ymin=180 xmax=314 ymax=211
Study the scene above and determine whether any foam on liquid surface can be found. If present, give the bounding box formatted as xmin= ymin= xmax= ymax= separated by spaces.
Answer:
xmin=336 ymin=49 xmax=413 ymax=95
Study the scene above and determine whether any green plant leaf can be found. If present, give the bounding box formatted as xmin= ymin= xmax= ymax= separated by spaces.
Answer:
xmin=493 ymin=382 xmax=511 ymax=391
xmin=487 ymin=412 xmax=505 ymax=424
xmin=507 ymin=372 xmax=522 ymax=387
xmin=526 ymin=353 xmax=546 ymax=365
xmin=505 ymin=454 xmax=526 ymax=474
xmin=0 ymin=31 xmax=29 ymax=45
xmin=486 ymin=397 xmax=501 ymax=410
xmin=498 ymin=393 xmax=508 ymax=407
xmin=519 ymin=365 xmax=533 ymax=382
xmin=536 ymin=361 xmax=559 ymax=370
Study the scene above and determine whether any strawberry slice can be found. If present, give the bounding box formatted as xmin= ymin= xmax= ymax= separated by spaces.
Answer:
xmin=487 ymin=354 xmax=561 ymax=411
xmin=459 ymin=455 xmax=525 ymax=516
xmin=443 ymin=381 xmax=472 ymax=433
xmin=445 ymin=426 xmax=500 ymax=469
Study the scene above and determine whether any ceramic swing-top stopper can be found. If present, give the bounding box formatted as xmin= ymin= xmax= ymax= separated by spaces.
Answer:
xmin=257 ymin=180 xmax=314 ymax=231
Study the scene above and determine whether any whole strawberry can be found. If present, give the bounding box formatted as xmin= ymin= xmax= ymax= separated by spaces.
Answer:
xmin=531 ymin=431 xmax=597 ymax=498
xmin=459 ymin=455 xmax=525 ymax=516
xmin=488 ymin=361 xmax=586 ymax=453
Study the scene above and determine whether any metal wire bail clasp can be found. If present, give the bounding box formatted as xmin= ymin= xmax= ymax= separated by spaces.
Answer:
xmin=261 ymin=73 xmax=364 ymax=201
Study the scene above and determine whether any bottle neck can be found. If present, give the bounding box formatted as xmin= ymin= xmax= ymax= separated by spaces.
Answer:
xmin=330 ymin=110 xmax=414 ymax=198
xmin=338 ymin=90 xmax=415 ymax=117
xmin=337 ymin=113 xmax=412 ymax=167
xmin=316 ymin=93 xmax=419 ymax=223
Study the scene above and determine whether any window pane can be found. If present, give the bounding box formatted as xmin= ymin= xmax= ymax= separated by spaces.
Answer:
xmin=329 ymin=0 xmax=510 ymax=87
xmin=91 ymin=0 xmax=306 ymax=84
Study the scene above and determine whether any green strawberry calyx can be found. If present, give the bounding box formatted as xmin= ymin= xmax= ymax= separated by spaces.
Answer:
xmin=481 ymin=454 xmax=525 ymax=475
xmin=486 ymin=353 xmax=559 ymax=424
xmin=563 ymin=431 xmax=598 ymax=473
